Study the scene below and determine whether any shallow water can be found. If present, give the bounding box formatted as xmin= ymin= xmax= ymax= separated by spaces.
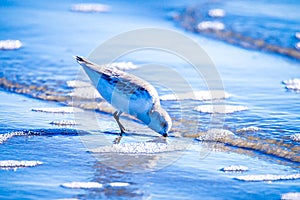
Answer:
xmin=1 ymin=0 xmax=300 ymax=199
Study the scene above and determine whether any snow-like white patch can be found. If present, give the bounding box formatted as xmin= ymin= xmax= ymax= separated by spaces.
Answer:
xmin=236 ymin=126 xmax=260 ymax=133
xmin=50 ymin=120 xmax=78 ymax=126
xmin=67 ymin=80 xmax=91 ymax=88
xmin=68 ymin=87 xmax=101 ymax=99
xmin=108 ymin=182 xmax=130 ymax=187
xmin=197 ymin=129 xmax=234 ymax=142
xmin=107 ymin=62 xmax=138 ymax=71
xmin=0 ymin=40 xmax=22 ymax=50
xmin=220 ymin=165 xmax=249 ymax=172
xmin=70 ymin=3 xmax=110 ymax=13
xmin=282 ymin=78 xmax=300 ymax=91
xmin=295 ymin=42 xmax=300 ymax=50
xmin=160 ymin=90 xmax=230 ymax=101
xmin=0 ymin=133 xmax=15 ymax=144
xmin=61 ymin=182 xmax=103 ymax=189
xmin=194 ymin=105 xmax=248 ymax=114
xmin=281 ymin=192 xmax=300 ymax=200
xmin=32 ymin=107 xmax=83 ymax=114
xmin=0 ymin=160 xmax=42 ymax=169
xmin=295 ymin=32 xmax=300 ymax=40
xmin=0 ymin=131 xmax=26 ymax=144
xmin=290 ymin=134 xmax=300 ymax=142
xmin=198 ymin=21 xmax=225 ymax=31
xmin=208 ymin=9 xmax=226 ymax=18
xmin=92 ymin=142 xmax=185 ymax=154
xmin=235 ymin=174 xmax=300 ymax=182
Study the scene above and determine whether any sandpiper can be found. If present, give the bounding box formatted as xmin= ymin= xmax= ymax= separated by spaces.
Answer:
xmin=75 ymin=56 xmax=172 ymax=137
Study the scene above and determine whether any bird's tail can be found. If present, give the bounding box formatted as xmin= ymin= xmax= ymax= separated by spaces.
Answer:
xmin=74 ymin=56 xmax=103 ymax=88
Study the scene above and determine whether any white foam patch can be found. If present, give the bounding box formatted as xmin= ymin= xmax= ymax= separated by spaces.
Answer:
xmin=0 ymin=40 xmax=22 ymax=50
xmin=194 ymin=105 xmax=248 ymax=114
xmin=70 ymin=3 xmax=110 ymax=13
xmin=91 ymin=142 xmax=185 ymax=154
xmin=197 ymin=129 xmax=234 ymax=142
xmin=108 ymin=182 xmax=130 ymax=187
xmin=221 ymin=165 xmax=249 ymax=172
xmin=67 ymin=80 xmax=91 ymax=88
xmin=50 ymin=120 xmax=78 ymax=126
xmin=160 ymin=90 xmax=231 ymax=101
xmin=296 ymin=32 xmax=300 ymax=40
xmin=32 ymin=107 xmax=83 ymax=114
xmin=235 ymin=174 xmax=300 ymax=182
xmin=290 ymin=134 xmax=300 ymax=142
xmin=68 ymin=87 xmax=101 ymax=99
xmin=208 ymin=9 xmax=226 ymax=18
xmin=61 ymin=182 xmax=103 ymax=189
xmin=282 ymin=78 xmax=300 ymax=91
xmin=236 ymin=126 xmax=260 ymax=133
xmin=0 ymin=133 xmax=15 ymax=144
xmin=107 ymin=62 xmax=138 ymax=71
xmin=295 ymin=42 xmax=300 ymax=50
xmin=198 ymin=21 xmax=225 ymax=31
xmin=281 ymin=192 xmax=300 ymax=200
xmin=0 ymin=160 xmax=42 ymax=169
xmin=0 ymin=131 xmax=26 ymax=144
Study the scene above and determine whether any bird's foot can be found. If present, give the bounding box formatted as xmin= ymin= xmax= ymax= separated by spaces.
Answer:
xmin=113 ymin=136 xmax=123 ymax=144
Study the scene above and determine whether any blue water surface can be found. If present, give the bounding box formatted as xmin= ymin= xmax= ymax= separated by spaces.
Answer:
xmin=1 ymin=0 xmax=300 ymax=199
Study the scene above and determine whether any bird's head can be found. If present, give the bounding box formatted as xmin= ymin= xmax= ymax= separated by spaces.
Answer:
xmin=148 ymin=106 xmax=172 ymax=137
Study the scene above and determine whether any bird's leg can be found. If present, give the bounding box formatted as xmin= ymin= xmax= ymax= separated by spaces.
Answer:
xmin=113 ymin=135 xmax=123 ymax=144
xmin=113 ymin=111 xmax=126 ymax=135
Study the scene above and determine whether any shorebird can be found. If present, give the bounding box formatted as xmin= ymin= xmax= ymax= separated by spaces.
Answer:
xmin=75 ymin=56 xmax=172 ymax=137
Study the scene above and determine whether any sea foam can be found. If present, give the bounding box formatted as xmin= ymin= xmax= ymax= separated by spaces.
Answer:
xmin=61 ymin=182 xmax=103 ymax=189
xmin=198 ymin=21 xmax=225 ymax=31
xmin=290 ymin=134 xmax=300 ymax=142
xmin=282 ymin=78 xmax=300 ymax=91
xmin=220 ymin=165 xmax=249 ymax=172
xmin=236 ymin=126 xmax=260 ymax=133
xmin=32 ymin=107 xmax=83 ymax=114
xmin=0 ymin=160 xmax=42 ymax=169
xmin=0 ymin=40 xmax=22 ymax=50
xmin=70 ymin=4 xmax=110 ymax=13
xmin=281 ymin=192 xmax=300 ymax=200
xmin=194 ymin=105 xmax=248 ymax=114
xmin=91 ymin=141 xmax=185 ymax=154
xmin=235 ymin=174 xmax=300 ymax=182
xmin=50 ymin=120 xmax=78 ymax=126
xmin=208 ymin=9 xmax=226 ymax=18
xmin=197 ymin=129 xmax=234 ymax=142
xmin=160 ymin=90 xmax=230 ymax=101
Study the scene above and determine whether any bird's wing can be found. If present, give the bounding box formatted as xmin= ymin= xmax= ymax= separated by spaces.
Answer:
xmin=76 ymin=56 xmax=161 ymax=110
